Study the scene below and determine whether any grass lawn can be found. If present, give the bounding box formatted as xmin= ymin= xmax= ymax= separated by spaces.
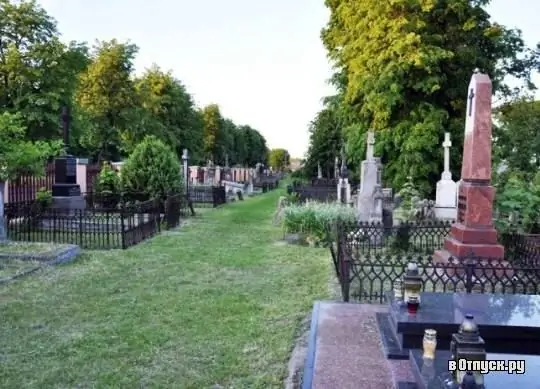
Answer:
xmin=0 ymin=187 xmax=332 ymax=389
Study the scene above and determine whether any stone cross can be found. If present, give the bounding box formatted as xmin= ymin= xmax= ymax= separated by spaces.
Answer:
xmin=442 ymin=132 xmax=452 ymax=179
xmin=334 ymin=156 xmax=339 ymax=179
xmin=366 ymin=131 xmax=375 ymax=160
xmin=317 ymin=162 xmax=322 ymax=179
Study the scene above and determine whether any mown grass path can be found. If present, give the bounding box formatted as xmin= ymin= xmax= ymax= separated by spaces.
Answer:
xmin=0 ymin=189 xmax=331 ymax=389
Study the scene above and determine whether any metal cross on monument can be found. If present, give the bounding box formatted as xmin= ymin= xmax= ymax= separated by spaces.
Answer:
xmin=61 ymin=105 xmax=71 ymax=155
xmin=468 ymin=89 xmax=475 ymax=116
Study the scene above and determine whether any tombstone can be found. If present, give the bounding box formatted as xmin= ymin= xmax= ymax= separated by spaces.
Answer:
xmin=435 ymin=133 xmax=458 ymax=220
xmin=317 ymin=162 xmax=322 ymax=179
xmin=356 ymin=131 xmax=379 ymax=222
xmin=334 ymin=156 xmax=339 ymax=179
xmin=181 ymin=149 xmax=189 ymax=195
xmin=50 ymin=106 xmax=85 ymax=216
xmin=433 ymin=70 xmax=504 ymax=264
xmin=336 ymin=148 xmax=352 ymax=204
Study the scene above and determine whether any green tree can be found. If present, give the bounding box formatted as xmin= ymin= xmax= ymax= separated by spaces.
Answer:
xmin=75 ymin=39 xmax=140 ymax=162
xmin=0 ymin=0 xmax=90 ymax=142
xmin=493 ymin=97 xmax=540 ymax=183
xmin=134 ymin=65 xmax=203 ymax=161
xmin=0 ymin=112 xmax=62 ymax=239
xmin=201 ymin=104 xmax=223 ymax=162
xmin=243 ymin=126 xmax=268 ymax=167
xmin=305 ymin=104 xmax=343 ymax=178
xmin=268 ymin=148 xmax=290 ymax=171
xmin=120 ymin=135 xmax=182 ymax=199
xmin=321 ymin=0 xmax=539 ymax=194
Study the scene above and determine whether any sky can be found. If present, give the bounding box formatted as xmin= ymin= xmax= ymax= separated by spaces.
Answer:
xmin=38 ymin=0 xmax=539 ymax=159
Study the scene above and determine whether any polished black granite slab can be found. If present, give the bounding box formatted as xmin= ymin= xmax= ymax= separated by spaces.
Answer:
xmin=387 ymin=291 xmax=540 ymax=355
xmin=409 ymin=349 xmax=540 ymax=389
xmin=376 ymin=312 xmax=409 ymax=359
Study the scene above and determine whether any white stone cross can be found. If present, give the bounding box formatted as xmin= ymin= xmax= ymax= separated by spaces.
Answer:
xmin=366 ymin=131 xmax=375 ymax=160
xmin=442 ymin=132 xmax=452 ymax=179
xmin=317 ymin=162 xmax=322 ymax=178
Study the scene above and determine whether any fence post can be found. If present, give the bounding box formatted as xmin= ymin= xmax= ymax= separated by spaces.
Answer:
xmin=337 ymin=221 xmax=351 ymax=302
xmin=465 ymin=260 xmax=474 ymax=293
xmin=120 ymin=208 xmax=126 ymax=249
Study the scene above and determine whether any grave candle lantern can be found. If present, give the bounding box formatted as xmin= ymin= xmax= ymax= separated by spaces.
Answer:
xmin=422 ymin=329 xmax=437 ymax=359
xmin=450 ymin=314 xmax=486 ymax=387
xmin=402 ymin=262 xmax=423 ymax=305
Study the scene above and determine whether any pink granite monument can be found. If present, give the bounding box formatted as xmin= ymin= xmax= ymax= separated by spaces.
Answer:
xmin=433 ymin=69 xmax=504 ymax=263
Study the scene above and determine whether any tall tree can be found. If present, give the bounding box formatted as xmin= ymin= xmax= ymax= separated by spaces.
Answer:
xmin=135 ymin=65 xmax=203 ymax=160
xmin=268 ymin=148 xmax=290 ymax=171
xmin=493 ymin=97 xmax=540 ymax=183
xmin=75 ymin=39 xmax=139 ymax=161
xmin=0 ymin=0 xmax=90 ymax=141
xmin=201 ymin=104 xmax=223 ymax=162
xmin=321 ymin=0 xmax=540 ymax=194
xmin=305 ymin=104 xmax=343 ymax=178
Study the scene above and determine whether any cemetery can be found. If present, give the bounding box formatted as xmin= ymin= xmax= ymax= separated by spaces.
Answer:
xmin=2 ymin=1 xmax=540 ymax=389
xmin=298 ymin=71 xmax=540 ymax=389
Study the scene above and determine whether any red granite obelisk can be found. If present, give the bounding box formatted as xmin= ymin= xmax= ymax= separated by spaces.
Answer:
xmin=433 ymin=70 xmax=504 ymax=263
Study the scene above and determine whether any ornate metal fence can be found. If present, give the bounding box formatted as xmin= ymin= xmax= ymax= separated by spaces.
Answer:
xmin=327 ymin=221 xmax=540 ymax=302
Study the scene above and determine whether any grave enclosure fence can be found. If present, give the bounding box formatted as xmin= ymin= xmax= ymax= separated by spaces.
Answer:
xmin=5 ymin=192 xmax=189 ymax=250
xmin=326 ymin=221 xmax=540 ymax=302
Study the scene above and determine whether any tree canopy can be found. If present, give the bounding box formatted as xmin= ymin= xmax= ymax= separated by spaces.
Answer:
xmin=306 ymin=0 xmax=540 ymax=195
xmin=0 ymin=0 xmax=269 ymax=170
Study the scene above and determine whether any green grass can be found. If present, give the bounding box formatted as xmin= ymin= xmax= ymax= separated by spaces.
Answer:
xmin=0 ymin=187 xmax=331 ymax=389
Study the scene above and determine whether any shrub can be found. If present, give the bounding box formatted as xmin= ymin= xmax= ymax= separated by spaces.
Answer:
xmin=282 ymin=201 xmax=357 ymax=245
xmin=121 ymin=135 xmax=183 ymax=200
xmin=495 ymin=171 xmax=540 ymax=234
xmin=95 ymin=163 xmax=120 ymax=194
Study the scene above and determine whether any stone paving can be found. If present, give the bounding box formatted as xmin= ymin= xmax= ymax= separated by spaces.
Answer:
xmin=310 ymin=301 xmax=414 ymax=389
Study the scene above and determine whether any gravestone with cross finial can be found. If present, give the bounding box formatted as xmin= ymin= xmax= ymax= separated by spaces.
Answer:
xmin=435 ymin=132 xmax=458 ymax=219
xmin=433 ymin=69 xmax=504 ymax=264
xmin=50 ymin=105 xmax=86 ymax=216
xmin=357 ymin=130 xmax=382 ymax=223
xmin=337 ymin=146 xmax=351 ymax=204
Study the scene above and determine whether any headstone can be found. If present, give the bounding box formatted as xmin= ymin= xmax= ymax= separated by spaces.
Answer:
xmin=435 ymin=132 xmax=458 ymax=219
xmin=317 ymin=162 xmax=322 ymax=179
xmin=336 ymin=149 xmax=351 ymax=204
xmin=379 ymin=291 xmax=540 ymax=359
xmin=51 ymin=106 xmax=85 ymax=215
xmin=334 ymin=156 xmax=339 ymax=179
xmin=357 ymin=131 xmax=379 ymax=222
xmin=433 ymin=70 xmax=504 ymax=264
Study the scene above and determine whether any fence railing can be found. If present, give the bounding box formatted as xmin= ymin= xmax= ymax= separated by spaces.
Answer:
xmin=187 ymin=185 xmax=226 ymax=207
xmin=5 ymin=192 xmax=188 ymax=250
xmin=327 ymin=220 xmax=540 ymax=302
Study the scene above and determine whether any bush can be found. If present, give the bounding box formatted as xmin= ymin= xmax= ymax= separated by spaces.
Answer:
xmin=283 ymin=202 xmax=357 ymax=245
xmin=121 ymin=135 xmax=183 ymax=200
xmin=95 ymin=163 xmax=120 ymax=194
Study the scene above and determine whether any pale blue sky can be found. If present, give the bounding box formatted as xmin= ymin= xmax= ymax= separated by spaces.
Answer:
xmin=38 ymin=0 xmax=539 ymax=158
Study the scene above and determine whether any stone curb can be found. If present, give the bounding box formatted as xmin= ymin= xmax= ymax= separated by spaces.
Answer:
xmin=0 ymin=244 xmax=81 ymax=285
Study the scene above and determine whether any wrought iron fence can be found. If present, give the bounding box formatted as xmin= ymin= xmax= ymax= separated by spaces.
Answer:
xmin=187 ymin=186 xmax=226 ymax=207
xmin=338 ymin=254 xmax=540 ymax=303
xmin=5 ymin=192 xmax=187 ymax=249
xmin=327 ymin=220 xmax=540 ymax=302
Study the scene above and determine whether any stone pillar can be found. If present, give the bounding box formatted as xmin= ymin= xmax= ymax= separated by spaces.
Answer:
xmin=434 ymin=70 xmax=504 ymax=263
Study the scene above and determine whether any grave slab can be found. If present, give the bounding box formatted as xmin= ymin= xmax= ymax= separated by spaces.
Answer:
xmin=386 ymin=291 xmax=540 ymax=356
xmin=408 ymin=349 xmax=540 ymax=389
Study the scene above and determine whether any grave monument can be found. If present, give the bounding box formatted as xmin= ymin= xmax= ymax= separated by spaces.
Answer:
xmin=433 ymin=70 xmax=504 ymax=262
xmin=357 ymin=131 xmax=381 ymax=222
xmin=435 ymin=133 xmax=458 ymax=220
xmin=317 ymin=162 xmax=322 ymax=179
xmin=336 ymin=148 xmax=351 ymax=204
xmin=51 ymin=106 xmax=85 ymax=216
